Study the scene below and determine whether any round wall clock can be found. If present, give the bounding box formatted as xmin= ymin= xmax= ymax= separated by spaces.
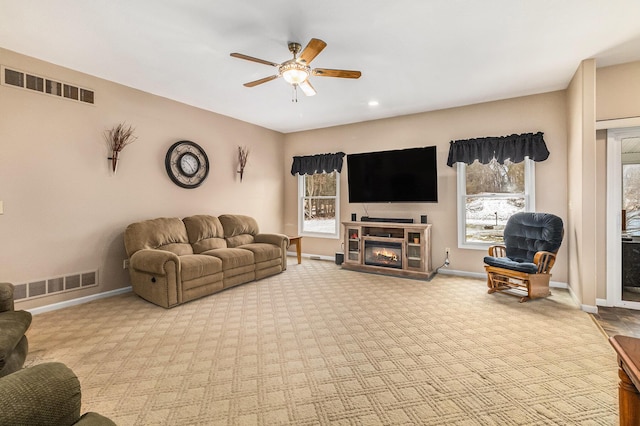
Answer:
xmin=165 ymin=140 xmax=209 ymax=189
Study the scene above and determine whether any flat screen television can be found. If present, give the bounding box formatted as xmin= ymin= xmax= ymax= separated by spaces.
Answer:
xmin=347 ymin=146 xmax=438 ymax=203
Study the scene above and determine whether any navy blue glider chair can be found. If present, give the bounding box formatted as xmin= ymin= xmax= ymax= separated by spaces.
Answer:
xmin=484 ymin=212 xmax=564 ymax=302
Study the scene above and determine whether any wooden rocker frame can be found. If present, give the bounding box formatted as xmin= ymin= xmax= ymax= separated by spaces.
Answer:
xmin=485 ymin=245 xmax=558 ymax=303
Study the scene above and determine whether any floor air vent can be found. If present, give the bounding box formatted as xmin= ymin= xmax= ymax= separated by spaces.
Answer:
xmin=1 ymin=65 xmax=94 ymax=105
xmin=13 ymin=270 xmax=99 ymax=301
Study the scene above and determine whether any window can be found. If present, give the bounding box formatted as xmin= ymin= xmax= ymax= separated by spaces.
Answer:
xmin=298 ymin=171 xmax=340 ymax=238
xmin=457 ymin=157 xmax=535 ymax=248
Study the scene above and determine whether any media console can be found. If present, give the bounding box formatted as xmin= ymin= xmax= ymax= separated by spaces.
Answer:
xmin=342 ymin=221 xmax=434 ymax=280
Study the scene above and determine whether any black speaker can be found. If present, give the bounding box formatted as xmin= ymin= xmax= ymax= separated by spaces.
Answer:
xmin=351 ymin=213 xmax=357 ymax=221
xmin=420 ymin=215 xmax=427 ymax=224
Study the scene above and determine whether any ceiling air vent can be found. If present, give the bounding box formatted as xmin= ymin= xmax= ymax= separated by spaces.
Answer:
xmin=1 ymin=65 xmax=94 ymax=105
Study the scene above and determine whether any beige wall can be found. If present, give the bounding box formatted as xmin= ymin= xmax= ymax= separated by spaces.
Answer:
xmin=0 ymin=48 xmax=285 ymax=310
xmin=284 ymin=91 xmax=569 ymax=282
xmin=566 ymin=59 xmax=598 ymax=309
xmin=596 ymin=61 xmax=640 ymax=121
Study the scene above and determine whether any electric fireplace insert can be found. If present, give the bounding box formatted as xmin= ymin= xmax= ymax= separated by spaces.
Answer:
xmin=364 ymin=240 xmax=402 ymax=269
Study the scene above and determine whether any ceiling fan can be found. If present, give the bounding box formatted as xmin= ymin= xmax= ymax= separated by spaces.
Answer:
xmin=230 ymin=38 xmax=361 ymax=99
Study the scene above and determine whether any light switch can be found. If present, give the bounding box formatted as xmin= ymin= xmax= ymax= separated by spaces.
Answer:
xmin=0 ymin=201 xmax=3 ymax=214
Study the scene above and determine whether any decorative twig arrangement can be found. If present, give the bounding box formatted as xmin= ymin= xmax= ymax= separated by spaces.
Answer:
xmin=237 ymin=146 xmax=249 ymax=181
xmin=104 ymin=123 xmax=138 ymax=173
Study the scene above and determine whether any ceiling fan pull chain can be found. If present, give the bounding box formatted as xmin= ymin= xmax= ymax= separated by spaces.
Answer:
xmin=292 ymin=84 xmax=298 ymax=103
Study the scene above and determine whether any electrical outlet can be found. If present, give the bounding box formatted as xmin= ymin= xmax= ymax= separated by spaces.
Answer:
xmin=123 ymin=259 xmax=130 ymax=269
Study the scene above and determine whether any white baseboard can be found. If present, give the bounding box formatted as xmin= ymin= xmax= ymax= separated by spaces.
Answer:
xmin=436 ymin=268 xmax=484 ymax=279
xmin=435 ymin=268 xmax=568 ymax=289
xmin=580 ymin=304 xmax=599 ymax=314
xmin=565 ymin=284 xmax=598 ymax=313
xmin=27 ymin=286 xmax=132 ymax=316
xmin=288 ymin=252 xmax=335 ymax=262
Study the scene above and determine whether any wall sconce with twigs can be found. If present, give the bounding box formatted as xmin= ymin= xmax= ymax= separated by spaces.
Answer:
xmin=104 ymin=123 xmax=137 ymax=173
xmin=237 ymin=146 xmax=250 ymax=182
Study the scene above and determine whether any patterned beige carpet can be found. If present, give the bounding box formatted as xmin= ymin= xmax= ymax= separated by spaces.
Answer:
xmin=25 ymin=260 xmax=618 ymax=425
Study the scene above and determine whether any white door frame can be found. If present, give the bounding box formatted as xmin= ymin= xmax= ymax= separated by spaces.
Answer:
xmin=606 ymin=126 xmax=640 ymax=309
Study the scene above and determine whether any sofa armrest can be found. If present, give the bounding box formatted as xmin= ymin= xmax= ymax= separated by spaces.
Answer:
xmin=0 ymin=310 xmax=32 ymax=370
xmin=255 ymin=233 xmax=290 ymax=249
xmin=0 ymin=362 xmax=82 ymax=425
xmin=255 ymin=233 xmax=289 ymax=271
xmin=128 ymin=249 xmax=182 ymax=308
xmin=130 ymin=249 xmax=181 ymax=275
xmin=0 ymin=283 xmax=14 ymax=312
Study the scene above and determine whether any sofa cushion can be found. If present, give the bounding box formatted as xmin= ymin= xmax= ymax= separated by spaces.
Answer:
xmin=179 ymin=254 xmax=223 ymax=282
xmin=183 ymin=215 xmax=227 ymax=253
xmin=239 ymin=243 xmax=282 ymax=263
xmin=203 ymin=248 xmax=254 ymax=271
xmin=226 ymin=234 xmax=255 ymax=247
xmin=219 ymin=215 xmax=259 ymax=248
xmin=0 ymin=310 xmax=32 ymax=369
xmin=124 ymin=217 xmax=193 ymax=257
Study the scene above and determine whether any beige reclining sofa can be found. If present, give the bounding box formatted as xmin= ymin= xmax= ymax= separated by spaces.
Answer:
xmin=124 ymin=214 xmax=289 ymax=308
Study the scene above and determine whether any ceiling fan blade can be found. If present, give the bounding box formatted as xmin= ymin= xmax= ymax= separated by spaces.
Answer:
xmin=298 ymin=38 xmax=327 ymax=64
xmin=243 ymin=75 xmax=279 ymax=87
xmin=299 ymin=80 xmax=316 ymax=97
xmin=230 ymin=52 xmax=280 ymax=68
xmin=312 ymin=68 xmax=362 ymax=79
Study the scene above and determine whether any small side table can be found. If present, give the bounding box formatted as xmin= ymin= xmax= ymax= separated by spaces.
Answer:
xmin=288 ymin=236 xmax=302 ymax=264
xmin=609 ymin=335 xmax=640 ymax=425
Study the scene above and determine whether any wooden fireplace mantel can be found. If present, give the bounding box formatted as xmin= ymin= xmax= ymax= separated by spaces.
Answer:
xmin=341 ymin=221 xmax=434 ymax=280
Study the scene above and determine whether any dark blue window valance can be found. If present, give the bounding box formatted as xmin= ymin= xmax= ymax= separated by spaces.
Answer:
xmin=291 ymin=152 xmax=345 ymax=176
xmin=446 ymin=132 xmax=549 ymax=167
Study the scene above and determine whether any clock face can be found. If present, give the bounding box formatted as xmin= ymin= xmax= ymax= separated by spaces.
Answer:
xmin=165 ymin=141 xmax=209 ymax=188
xmin=179 ymin=153 xmax=200 ymax=177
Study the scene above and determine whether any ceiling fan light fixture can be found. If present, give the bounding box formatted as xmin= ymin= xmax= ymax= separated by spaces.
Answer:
xmin=280 ymin=61 xmax=310 ymax=85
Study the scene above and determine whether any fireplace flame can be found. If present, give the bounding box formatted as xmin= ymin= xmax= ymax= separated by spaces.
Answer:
xmin=373 ymin=248 xmax=399 ymax=263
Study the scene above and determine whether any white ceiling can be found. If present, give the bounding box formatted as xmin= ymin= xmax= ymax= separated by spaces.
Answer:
xmin=1 ymin=0 xmax=640 ymax=133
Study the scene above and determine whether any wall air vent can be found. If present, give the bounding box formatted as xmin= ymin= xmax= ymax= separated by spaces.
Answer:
xmin=12 ymin=269 xmax=99 ymax=301
xmin=1 ymin=65 xmax=94 ymax=105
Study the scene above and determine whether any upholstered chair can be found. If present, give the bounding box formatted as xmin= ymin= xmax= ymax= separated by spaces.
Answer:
xmin=484 ymin=212 xmax=564 ymax=302
xmin=0 ymin=282 xmax=31 ymax=377
xmin=0 ymin=362 xmax=116 ymax=425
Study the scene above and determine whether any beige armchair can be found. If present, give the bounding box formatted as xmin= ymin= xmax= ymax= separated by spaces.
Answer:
xmin=0 ymin=282 xmax=31 ymax=377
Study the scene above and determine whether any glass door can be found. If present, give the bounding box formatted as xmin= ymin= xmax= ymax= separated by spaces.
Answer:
xmin=622 ymin=137 xmax=640 ymax=302
xmin=406 ymin=230 xmax=423 ymax=270
xmin=607 ymin=126 xmax=640 ymax=309
xmin=346 ymin=227 xmax=360 ymax=262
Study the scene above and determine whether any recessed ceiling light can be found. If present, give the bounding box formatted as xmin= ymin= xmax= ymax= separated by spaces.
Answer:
xmin=368 ymin=100 xmax=379 ymax=107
